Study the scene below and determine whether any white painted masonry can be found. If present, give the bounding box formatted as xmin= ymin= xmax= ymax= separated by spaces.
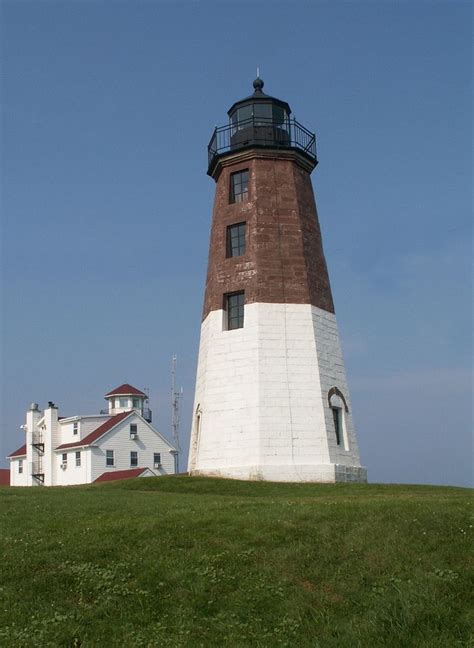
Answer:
xmin=189 ymin=302 xmax=366 ymax=482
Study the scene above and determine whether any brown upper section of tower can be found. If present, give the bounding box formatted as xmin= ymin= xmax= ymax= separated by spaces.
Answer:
xmin=202 ymin=80 xmax=335 ymax=320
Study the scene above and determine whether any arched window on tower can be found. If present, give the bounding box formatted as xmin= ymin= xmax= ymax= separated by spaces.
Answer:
xmin=189 ymin=405 xmax=203 ymax=473
xmin=328 ymin=387 xmax=349 ymax=451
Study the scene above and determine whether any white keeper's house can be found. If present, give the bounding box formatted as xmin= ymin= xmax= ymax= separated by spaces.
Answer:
xmin=7 ymin=384 xmax=178 ymax=487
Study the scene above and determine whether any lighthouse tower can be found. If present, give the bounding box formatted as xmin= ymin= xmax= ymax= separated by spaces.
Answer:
xmin=188 ymin=78 xmax=367 ymax=483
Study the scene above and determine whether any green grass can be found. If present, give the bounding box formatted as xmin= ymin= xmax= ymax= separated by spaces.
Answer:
xmin=0 ymin=477 xmax=472 ymax=647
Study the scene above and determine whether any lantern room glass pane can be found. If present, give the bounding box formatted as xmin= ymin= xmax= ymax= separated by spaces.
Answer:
xmin=272 ymin=105 xmax=286 ymax=124
xmin=253 ymin=103 xmax=272 ymax=122
xmin=237 ymin=105 xmax=252 ymax=123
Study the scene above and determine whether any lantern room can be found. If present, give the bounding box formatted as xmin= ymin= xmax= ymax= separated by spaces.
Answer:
xmin=207 ymin=77 xmax=317 ymax=176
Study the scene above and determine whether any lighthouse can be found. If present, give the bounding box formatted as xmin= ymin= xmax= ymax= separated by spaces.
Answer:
xmin=188 ymin=78 xmax=367 ymax=483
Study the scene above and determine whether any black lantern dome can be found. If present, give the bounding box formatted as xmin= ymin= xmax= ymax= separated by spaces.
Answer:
xmin=227 ymin=77 xmax=291 ymax=125
xmin=207 ymin=78 xmax=317 ymax=176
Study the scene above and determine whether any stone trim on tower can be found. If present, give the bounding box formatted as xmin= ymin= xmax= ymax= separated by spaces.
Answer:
xmin=328 ymin=386 xmax=349 ymax=413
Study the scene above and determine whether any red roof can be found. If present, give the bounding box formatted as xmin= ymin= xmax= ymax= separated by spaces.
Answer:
xmin=94 ymin=467 xmax=152 ymax=483
xmin=104 ymin=383 xmax=147 ymax=398
xmin=0 ymin=469 xmax=10 ymax=486
xmin=7 ymin=444 xmax=27 ymax=458
xmin=56 ymin=411 xmax=132 ymax=450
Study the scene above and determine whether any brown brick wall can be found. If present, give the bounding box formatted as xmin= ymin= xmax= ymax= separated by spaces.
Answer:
xmin=202 ymin=151 xmax=335 ymax=321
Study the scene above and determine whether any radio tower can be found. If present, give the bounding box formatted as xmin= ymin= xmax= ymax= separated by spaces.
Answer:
xmin=171 ymin=355 xmax=182 ymax=472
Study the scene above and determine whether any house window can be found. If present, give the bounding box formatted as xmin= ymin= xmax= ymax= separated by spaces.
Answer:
xmin=230 ymin=170 xmax=249 ymax=204
xmin=130 ymin=451 xmax=138 ymax=467
xmin=75 ymin=451 xmax=81 ymax=467
xmin=119 ymin=397 xmax=128 ymax=408
xmin=62 ymin=453 xmax=68 ymax=466
xmin=154 ymin=452 xmax=161 ymax=467
xmin=332 ymin=407 xmax=342 ymax=446
xmin=225 ymin=292 xmax=245 ymax=330
xmin=18 ymin=459 xmax=23 ymax=474
xmin=73 ymin=422 xmax=78 ymax=435
xmin=130 ymin=423 xmax=138 ymax=438
xmin=226 ymin=222 xmax=246 ymax=258
xmin=106 ymin=450 xmax=114 ymax=467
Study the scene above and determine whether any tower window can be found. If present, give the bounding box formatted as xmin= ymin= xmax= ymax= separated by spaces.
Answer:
xmin=132 ymin=398 xmax=140 ymax=409
xmin=225 ymin=292 xmax=245 ymax=330
xmin=332 ymin=407 xmax=342 ymax=446
xmin=329 ymin=388 xmax=349 ymax=451
xmin=130 ymin=451 xmax=138 ymax=467
xmin=226 ymin=222 xmax=246 ymax=258
xmin=118 ymin=397 xmax=128 ymax=408
xmin=230 ymin=170 xmax=249 ymax=204
xmin=106 ymin=450 xmax=114 ymax=467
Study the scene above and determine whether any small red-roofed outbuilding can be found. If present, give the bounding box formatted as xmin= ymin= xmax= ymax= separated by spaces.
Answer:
xmin=95 ymin=467 xmax=155 ymax=483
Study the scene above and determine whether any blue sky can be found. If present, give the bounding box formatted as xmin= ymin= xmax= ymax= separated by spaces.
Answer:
xmin=1 ymin=1 xmax=472 ymax=486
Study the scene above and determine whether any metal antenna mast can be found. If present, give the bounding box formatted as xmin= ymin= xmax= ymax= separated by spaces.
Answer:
xmin=171 ymin=355 xmax=182 ymax=472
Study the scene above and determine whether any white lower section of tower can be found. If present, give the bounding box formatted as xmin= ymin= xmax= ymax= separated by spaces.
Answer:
xmin=188 ymin=303 xmax=367 ymax=483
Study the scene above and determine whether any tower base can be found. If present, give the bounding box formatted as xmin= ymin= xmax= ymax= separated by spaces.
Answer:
xmin=189 ymin=303 xmax=367 ymax=482
xmin=190 ymin=464 xmax=367 ymax=483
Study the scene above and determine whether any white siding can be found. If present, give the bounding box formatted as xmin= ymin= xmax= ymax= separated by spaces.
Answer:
xmin=54 ymin=449 xmax=89 ymax=486
xmin=58 ymin=416 xmax=110 ymax=446
xmin=9 ymin=458 xmax=28 ymax=487
xmin=11 ymin=406 xmax=174 ymax=488
xmin=90 ymin=413 xmax=176 ymax=482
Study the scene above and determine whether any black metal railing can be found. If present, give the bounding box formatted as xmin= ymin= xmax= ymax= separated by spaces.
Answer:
xmin=208 ymin=117 xmax=317 ymax=172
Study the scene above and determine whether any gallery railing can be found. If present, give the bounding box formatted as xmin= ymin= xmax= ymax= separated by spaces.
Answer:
xmin=208 ymin=117 xmax=317 ymax=173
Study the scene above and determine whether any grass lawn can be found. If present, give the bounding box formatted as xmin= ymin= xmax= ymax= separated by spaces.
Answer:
xmin=0 ymin=476 xmax=472 ymax=647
